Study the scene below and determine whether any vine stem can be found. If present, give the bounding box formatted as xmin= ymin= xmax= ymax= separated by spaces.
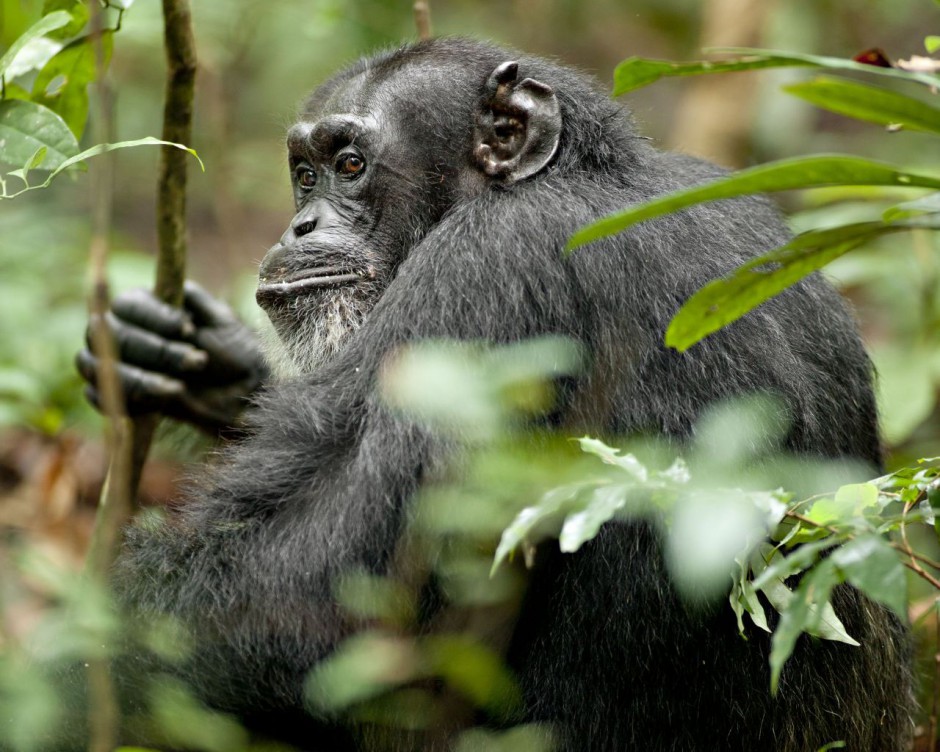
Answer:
xmin=413 ymin=1 xmax=432 ymax=40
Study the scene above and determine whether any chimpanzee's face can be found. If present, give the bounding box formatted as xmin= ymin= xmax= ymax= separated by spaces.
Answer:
xmin=255 ymin=55 xmax=561 ymax=376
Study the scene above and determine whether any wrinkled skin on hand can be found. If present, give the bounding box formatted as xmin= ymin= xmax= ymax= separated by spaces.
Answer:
xmin=77 ymin=281 xmax=267 ymax=435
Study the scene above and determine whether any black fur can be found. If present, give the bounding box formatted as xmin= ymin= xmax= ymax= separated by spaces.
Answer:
xmin=111 ymin=39 xmax=910 ymax=750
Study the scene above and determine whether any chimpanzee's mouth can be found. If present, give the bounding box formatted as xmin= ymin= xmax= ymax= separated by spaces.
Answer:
xmin=256 ymin=266 xmax=361 ymax=304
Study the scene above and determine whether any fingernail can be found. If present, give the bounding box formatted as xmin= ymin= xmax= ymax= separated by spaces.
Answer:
xmin=182 ymin=349 xmax=209 ymax=370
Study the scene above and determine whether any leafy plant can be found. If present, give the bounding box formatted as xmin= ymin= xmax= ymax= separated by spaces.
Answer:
xmin=568 ymin=45 xmax=940 ymax=353
xmin=0 ymin=1 xmax=199 ymax=198
xmin=494 ymin=436 xmax=937 ymax=691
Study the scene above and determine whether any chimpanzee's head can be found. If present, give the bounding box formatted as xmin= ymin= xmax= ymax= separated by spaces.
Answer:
xmin=255 ymin=39 xmax=565 ymax=375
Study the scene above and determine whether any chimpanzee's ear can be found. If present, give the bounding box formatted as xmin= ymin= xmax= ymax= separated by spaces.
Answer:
xmin=473 ymin=61 xmax=562 ymax=185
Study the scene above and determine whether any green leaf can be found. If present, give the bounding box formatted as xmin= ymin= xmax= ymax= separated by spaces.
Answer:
xmin=147 ymin=679 xmax=249 ymax=752
xmin=0 ymin=99 xmax=78 ymax=171
xmin=2 ymin=136 xmax=203 ymax=198
xmin=834 ymin=483 xmax=879 ymax=513
xmin=769 ymin=561 xmax=857 ymax=693
xmin=883 ymin=191 xmax=940 ymax=221
xmin=663 ymin=221 xmax=905 ymax=352
xmin=784 ymin=77 xmax=940 ymax=135
xmin=306 ymin=633 xmax=421 ymax=711
xmin=32 ymin=31 xmax=113 ymax=139
xmin=733 ymin=551 xmax=771 ymax=635
xmin=0 ymin=10 xmax=70 ymax=80
xmin=830 ymin=534 xmax=907 ymax=618
xmin=425 ymin=635 xmax=521 ymax=718
xmin=612 ymin=54 xmax=814 ymax=95
xmin=742 ymin=580 xmax=770 ymax=632
xmin=3 ymin=37 xmax=62 ymax=79
xmin=612 ymin=48 xmax=940 ymax=96
xmin=926 ymin=36 xmax=940 ymax=54
xmin=806 ymin=482 xmax=880 ymax=525
xmin=570 ymin=164 xmax=935 ymax=254
xmin=559 ymin=486 xmax=626 ymax=553
xmin=577 ymin=436 xmax=648 ymax=480
xmin=752 ymin=537 xmax=834 ymax=590
xmin=41 ymin=0 xmax=89 ymax=39
xmin=929 ymin=484 xmax=940 ymax=541
xmin=567 ymin=155 xmax=940 ymax=251
xmin=8 ymin=146 xmax=49 ymax=182
xmin=491 ymin=485 xmax=583 ymax=574
xmin=730 ymin=558 xmax=749 ymax=634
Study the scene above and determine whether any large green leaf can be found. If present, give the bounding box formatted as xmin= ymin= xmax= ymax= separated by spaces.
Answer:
xmin=784 ymin=77 xmax=940 ymax=135
xmin=768 ymin=560 xmax=856 ymax=694
xmin=613 ymin=48 xmax=940 ymax=96
xmin=613 ymin=54 xmax=814 ymax=96
xmin=32 ymin=31 xmax=113 ymax=139
xmin=0 ymin=99 xmax=78 ymax=170
xmin=566 ymin=156 xmax=940 ymax=251
xmin=0 ymin=10 xmax=70 ymax=80
xmin=830 ymin=534 xmax=907 ymax=618
xmin=663 ymin=221 xmax=922 ymax=352
xmin=41 ymin=0 xmax=89 ymax=39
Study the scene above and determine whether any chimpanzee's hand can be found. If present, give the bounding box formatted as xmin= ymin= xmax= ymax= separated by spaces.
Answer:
xmin=76 ymin=281 xmax=268 ymax=435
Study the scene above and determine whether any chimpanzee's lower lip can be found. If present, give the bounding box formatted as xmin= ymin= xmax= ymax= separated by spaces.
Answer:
xmin=256 ymin=267 xmax=360 ymax=302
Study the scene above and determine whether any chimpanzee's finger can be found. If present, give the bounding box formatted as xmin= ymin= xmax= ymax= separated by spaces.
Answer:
xmin=76 ymin=349 xmax=187 ymax=411
xmin=89 ymin=312 xmax=208 ymax=374
xmin=183 ymin=280 xmax=239 ymax=327
xmin=84 ymin=384 xmax=101 ymax=411
xmin=112 ymin=288 xmax=196 ymax=340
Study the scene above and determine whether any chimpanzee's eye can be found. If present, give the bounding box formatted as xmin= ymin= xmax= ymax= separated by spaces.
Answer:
xmin=336 ymin=153 xmax=365 ymax=177
xmin=295 ymin=166 xmax=317 ymax=190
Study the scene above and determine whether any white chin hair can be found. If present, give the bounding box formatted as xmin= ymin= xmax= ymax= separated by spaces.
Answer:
xmin=261 ymin=288 xmax=370 ymax=380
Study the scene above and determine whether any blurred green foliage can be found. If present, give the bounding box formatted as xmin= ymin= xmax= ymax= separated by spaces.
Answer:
xmin=1 ymin=1 xmax=939 ymax=749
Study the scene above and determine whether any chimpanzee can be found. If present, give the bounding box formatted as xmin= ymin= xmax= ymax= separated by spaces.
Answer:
xmin=76 ymin=38 xmax=912 ymax=751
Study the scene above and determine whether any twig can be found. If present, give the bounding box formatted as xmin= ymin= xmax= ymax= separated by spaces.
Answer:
xmin=81 ymin=7 xmax=123 ymax=751
xmin=126 ymin=0 xmax=198 ymax=495
xmin=900 ymin=501 xmax=940 ymax=590
xmin=413 ymin=1 xmax=432 ymax=40
xmin=901 ymin=560 xmax=940 ymax=591
xmin=86 ymin=659 xmax=118 ymax=752
xmin=889 ymin=542 xmax=940 ymax=573
xmin=931 ymin=601 xmax=940 ymax=752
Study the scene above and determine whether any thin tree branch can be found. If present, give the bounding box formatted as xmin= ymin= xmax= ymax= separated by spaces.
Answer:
xmin=900 ymin=501 xmax=940 ymax=590
xmin=81 ymin=7 xmax=123 ymax=751
xmin=413 ymin=1 xmax=432 ymax=40
xmin=155 ymin=0 xmax=196 ymax=308
xmin=931 ymin=601 xmax=939 ymax=752
xmin=126 ymin=0 xmax=198 ymax=496
xmin=84 ymin=62 xmax=130 ymax=580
